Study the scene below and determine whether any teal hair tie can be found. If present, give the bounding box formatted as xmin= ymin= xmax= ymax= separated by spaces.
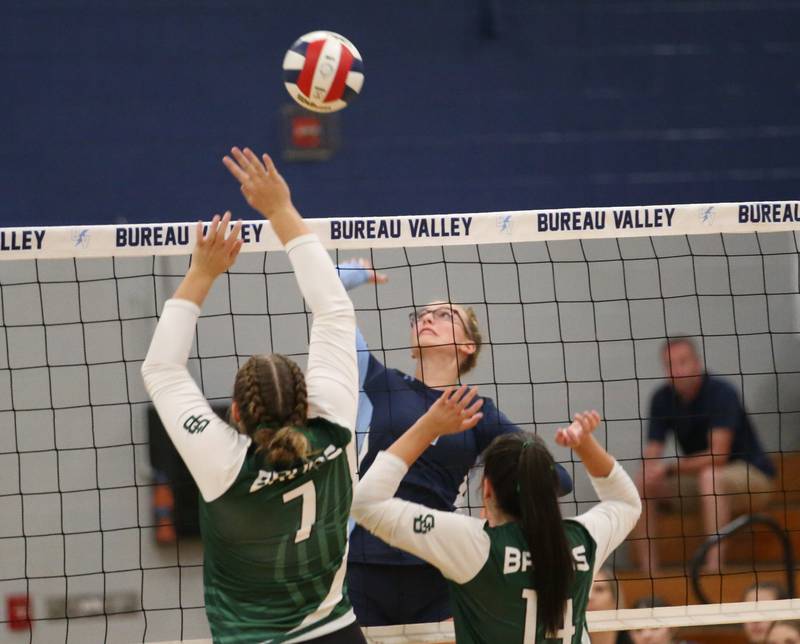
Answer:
xmin=516 ymin=438 xmax=555 ymax=495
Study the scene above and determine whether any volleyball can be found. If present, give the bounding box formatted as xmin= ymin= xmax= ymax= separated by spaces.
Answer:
xmin=282 ymin=31 xmax=364 ymax=113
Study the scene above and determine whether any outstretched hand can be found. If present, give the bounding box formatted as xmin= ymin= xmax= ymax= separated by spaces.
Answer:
xmin=173 ymin=212 xmax=243 ymax=307
xmin=223 ymin=147 xmax=293 ymax=219
xmin=554 ymin=410 xmax=601 ymax=450
xmin=423 ymin=385 xmax=484 ymax=437
xmin=388 ymin=385 xmax=484 ymax=468
xmin=191 ymin=212 xmax=243 ymax=280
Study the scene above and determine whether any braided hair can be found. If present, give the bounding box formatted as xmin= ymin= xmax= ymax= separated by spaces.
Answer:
xmin=232 ymin=354 xmax=310 ymax=468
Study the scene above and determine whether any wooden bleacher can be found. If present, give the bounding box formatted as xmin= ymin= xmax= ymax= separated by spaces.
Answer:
xmin=617 ymin=566 xmax=800 ymax=607
xmin=617 ymin=452 xmax=800 ymax=644
xmin=627 ymin=451 xmax=800 ymax=574
xmin=634 ymin=505 xmax=800 ymax=566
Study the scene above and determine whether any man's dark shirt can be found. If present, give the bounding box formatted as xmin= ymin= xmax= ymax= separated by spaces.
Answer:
xmin=648 ymin=373 xmax=775 ymax=477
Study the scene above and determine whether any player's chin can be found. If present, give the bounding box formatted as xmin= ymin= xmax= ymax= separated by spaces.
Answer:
xmin=417 ymin=336 xmax=456 ymax=350
xmin=414 ymin=329 xmax=438 ymax=341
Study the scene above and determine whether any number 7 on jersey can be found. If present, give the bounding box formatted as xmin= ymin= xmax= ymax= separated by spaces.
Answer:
xmin=282 ymin=480 xmax=317 ymax=543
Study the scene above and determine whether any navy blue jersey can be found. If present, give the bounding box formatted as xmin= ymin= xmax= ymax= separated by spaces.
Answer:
xmin=348 ymin=330 xmax=573 ymax=565
xmin=337 ymin=264 xmax=573 ymax=565
xmin=648 ymin=374 xmax=775 ymax=477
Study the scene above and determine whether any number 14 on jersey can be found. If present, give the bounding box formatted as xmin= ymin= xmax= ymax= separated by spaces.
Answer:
xmin=523 ymin=590 xmax=576 ymax=644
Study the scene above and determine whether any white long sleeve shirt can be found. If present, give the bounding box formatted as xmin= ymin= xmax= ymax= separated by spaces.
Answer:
xmin=140 ymin=233 xmax=360 ymax=644
xmin=351 ymin=451 xmax=641 ymax=643
xmin=141 ymin=233 xmax=358 ymax=502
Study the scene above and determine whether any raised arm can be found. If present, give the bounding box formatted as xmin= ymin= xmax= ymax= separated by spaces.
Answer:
xmin=335 ymin=258 xmax=386 ymax=398
xmin=557 ymin=412 xmax=642 ymax=572
xmin=288 ymin=236 xmax=358 ymax=430
xmin=142 ymin=215 xmax=251 ymax=502
xmin=223 ymin=147 xmax=309 ymax=246
xmin=224 ymin=148 xmax=358 ymax=431
xmin=351 ymin=387 xmax=490 ymax=583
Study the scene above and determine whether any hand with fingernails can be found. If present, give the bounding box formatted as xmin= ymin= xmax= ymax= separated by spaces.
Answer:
xmin=189 ymin=212 xmax=243 ymax=281
xmin=554 ymin=410 xmax=602 ymax=450
xmin=423 ymin=385 xmax=484 ymax=437
xmin=223 ymin=147 xmax=294 ymax=220
xmin=173 ymin=211 xmax=244 ymax=307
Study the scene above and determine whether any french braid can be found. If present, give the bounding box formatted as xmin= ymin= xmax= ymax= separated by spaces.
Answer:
xmin=233 ymin=354 xmax=310 ymax=467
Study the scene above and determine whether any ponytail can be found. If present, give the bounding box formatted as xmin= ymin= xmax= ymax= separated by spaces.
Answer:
xmin=483 ymin=434 xmax=572 ymax=636
xmin=518 ymin=437 xmax=573 ymax=636
xmin=252 ymin=425 xmax=310 ymax=469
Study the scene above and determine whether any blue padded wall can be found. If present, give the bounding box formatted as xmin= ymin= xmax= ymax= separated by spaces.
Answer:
xmin=2 ymin=0 xmax=798 ymax=225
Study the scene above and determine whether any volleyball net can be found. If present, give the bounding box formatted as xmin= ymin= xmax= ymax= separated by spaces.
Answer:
xmin=0 ymin=201 xmax=799 ymax=643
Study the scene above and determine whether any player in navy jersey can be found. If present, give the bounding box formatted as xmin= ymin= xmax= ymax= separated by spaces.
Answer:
xmin=142 ymin=149 xmax=365 ymax=644
xmin=337 ymin=262 xmax=573 ymax=626
xmin=351 ymin=390 xmax=641 ymax=644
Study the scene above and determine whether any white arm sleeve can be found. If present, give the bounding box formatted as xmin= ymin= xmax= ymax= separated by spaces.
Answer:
xmin=141 ymin=299 xmax=251 ymax=503
xmin=351 ymin=451 xmax=491 ymax=584
xmin=285 ymin=234 xmax=358 ymax=432
xmin=571 ymin=462 xmax=642 ymax=575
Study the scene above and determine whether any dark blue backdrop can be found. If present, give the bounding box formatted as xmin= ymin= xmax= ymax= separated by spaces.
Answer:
xmin=2 ymin=0 xmax=798 ymax=226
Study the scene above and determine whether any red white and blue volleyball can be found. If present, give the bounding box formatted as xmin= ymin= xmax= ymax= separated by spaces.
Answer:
xmin=283 ymin=31 xmax=364 ymax=113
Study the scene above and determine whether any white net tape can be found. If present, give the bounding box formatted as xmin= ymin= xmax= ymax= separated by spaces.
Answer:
xmin=364 ymin=599 xmax=800 ymax=641
xmin=153 ymin=600 xmax=800 ymax=643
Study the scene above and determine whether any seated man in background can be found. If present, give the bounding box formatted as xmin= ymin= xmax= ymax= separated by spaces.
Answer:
xmin=633 ymin=337 xmax=775 ymax=573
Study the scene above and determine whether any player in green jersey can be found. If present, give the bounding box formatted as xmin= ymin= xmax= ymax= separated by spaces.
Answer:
xmin=142 ymin=148 xmax=366 ymax=644
xmin=351 ymin=386 xmax=641 ymax=644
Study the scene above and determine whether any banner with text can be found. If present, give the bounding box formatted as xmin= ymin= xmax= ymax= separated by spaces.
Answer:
xmin=0 ymin=201 xmax=798 ymax=260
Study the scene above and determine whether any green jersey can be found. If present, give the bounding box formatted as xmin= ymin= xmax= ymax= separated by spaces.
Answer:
xmin=143 ymin=235 xmax=361 ymax=643
xmin=450 ymin=520 xmax=595 ymax=644
xmin=201 ymin=418 xmax=354 ymax=644
xmin=351 ymin=451 xmax=642 ymax=644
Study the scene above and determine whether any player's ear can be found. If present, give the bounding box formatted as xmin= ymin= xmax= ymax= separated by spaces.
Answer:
xmin=230 ymin=401 xmax=241 ymax=424
xmin=482 ymin=477 xmax=493 ymax=503
xmin=459 ymin=340 xmax=476 ymax=358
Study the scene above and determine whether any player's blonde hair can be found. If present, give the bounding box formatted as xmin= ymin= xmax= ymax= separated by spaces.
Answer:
xmin=232 ymin=354 xmax=310 ymax=467
xmin=459 ymin=305 xmax=482 ymax=374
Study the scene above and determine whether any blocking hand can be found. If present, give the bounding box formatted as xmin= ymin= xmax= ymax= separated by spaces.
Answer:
xmin=190 ymin=212 xmax=243 ymax=279
xmin=423 ymin=385 xmax=484 ymax=437
xmin=554 ymin=410 xmax=601 ymax=450
xmin=223 ymin=147 xmax=293 ymax=220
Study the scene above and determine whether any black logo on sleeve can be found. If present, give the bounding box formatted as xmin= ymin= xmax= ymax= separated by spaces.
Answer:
xmin=183 ymin=415 xmax=210 ymax=434
xmin=413 ymin=514 xmax=435 ymax=534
